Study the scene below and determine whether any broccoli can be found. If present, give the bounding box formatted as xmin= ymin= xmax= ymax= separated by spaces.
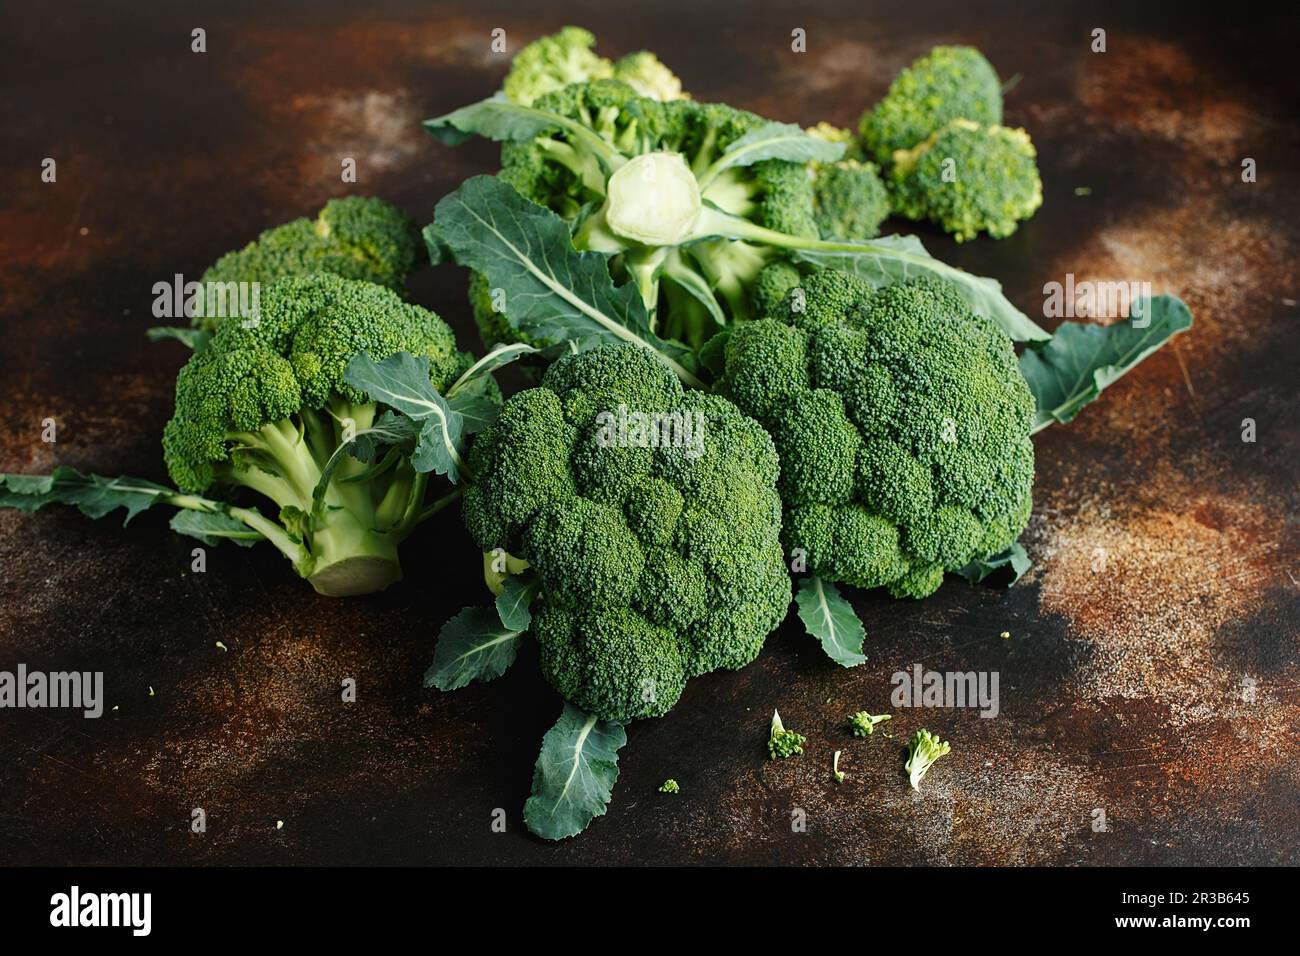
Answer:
xmin=715 ymin=270 xmax=1035 ymax=599
xmin=812 ymin=158 xmax=891 ymax=241
xmin=859 ymin=46 xmax=1003 ymax=166
xmin=658 ymin=778 xmax=680 ymax=794
xmin=832 ymin=749 xmax=845 ymax=783
xmin=767 ymin=709 xmax=806 ymax=759
xmin=197 ymin=197 xmax=422 ymax=328
xmin=888 ymin=119 xmax=1043 ymax=241
xmin=461 ymin=343 xmax=791 ymax=722
xmin=162 ymin=273 xmax=473 ymax=595
xmin=905 ymin=729 xmax=951 ymax=791
xmin=501 ymin=27 xmax=686 ymax=107
xmin=849 ymin=711 xmax=891 ymax=736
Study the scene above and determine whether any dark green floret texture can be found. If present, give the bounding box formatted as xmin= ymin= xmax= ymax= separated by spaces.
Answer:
xmin=463 ymin=343 xmax=792 ymax=722
xmin=859 ymin=46 xmax=1003 ymax=165
xmin=715 ymin=270 xmax=1035 ymax=599
xmin=198 ymin=197 xmax=422 ymax=328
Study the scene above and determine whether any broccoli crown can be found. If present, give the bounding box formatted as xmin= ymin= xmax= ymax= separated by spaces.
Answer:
xmin=812 ymin=159 xmax=891 ymax=241
xmin=199 ymin=197 xmax=421 ymax=328
xmin=164 ymin=273 xmax=462 ymax=494
xmin=889 ymin=120 xmax=1043 ymax=242
xmin=859 ymin=46 xmax=1003 ymax=165
xmin=611 ymin=51 xmax=687 ymax=102
xmin=502 ymin=27 xmax=615 ymax=106
xmin=463 ymin=343 xmax=791 ymax=722
xmin=716 ymin=270 xmax=1035 ymax=599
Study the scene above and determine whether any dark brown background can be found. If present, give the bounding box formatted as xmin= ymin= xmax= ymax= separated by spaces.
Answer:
xmin=0 ymin=0 xmax=1296 ymax=865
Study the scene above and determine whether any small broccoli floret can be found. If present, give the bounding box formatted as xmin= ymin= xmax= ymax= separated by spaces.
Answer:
xmin=832 ymin=750 xmax=845 ymax=783
xmin=767 ymin=710 xmax=806 ymax=759
xmin=501 ymin=27 xmax=614 ymax=106
xmin=658 ymin=778 xmax=680 ymax=794
xmin=812 ymin=159 xmax=891 ymax=241
xmin=859 ymin=46 xmax=1003 ymax=165
xmin=198 ymin=197 xmax=421 ymax=329
xmin=749 ymin=260 xmax=804 ymax=318
xmin=905 ymin=729 xmax=951 ymax=791
xmin=163 ymin=273 xmax=470 ymax=595
xmin=716 ymin=270 xmax=1035 ymax=600
xmin=849 ymin=711 xmax=892 ymax=736
xmin=612 ymin=51 xmax=687 ymax=101
xmin=462 ymin=344 xmax=790 ymax=722
xmin=889 ymin=119 xmax=1043 ymax=241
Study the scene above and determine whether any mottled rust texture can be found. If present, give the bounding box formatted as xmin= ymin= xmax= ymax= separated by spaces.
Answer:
xmin=0 ymin=0 xmax=1296 ymax=865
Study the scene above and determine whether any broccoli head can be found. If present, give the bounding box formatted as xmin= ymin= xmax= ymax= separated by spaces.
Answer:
xmin=462 ymin=343 xmax=791 ymax=722
xmin=612 ymin=51 xmax=687 ymax=102
xmin=812 ymin=158 xmax=891 ymax=241
xmin=198 ymin=197 xmax=422 ymax=329
xmin=715 ymin=269 xmax=1035 ymax=599
xmin=163 ymin=273 xmax=471 ymax=595
xmin=501 ymin=27 xmax=686 ymax=107
xmin=889 ymin=119 xmax=1043 ymax=241
xmin=859 ymin=46 xmax=1003 ymax=165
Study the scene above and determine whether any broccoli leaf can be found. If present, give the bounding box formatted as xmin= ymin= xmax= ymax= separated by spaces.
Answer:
xmin=145 ymin=326 xmax=212 ymax=351
xmin=700 ymin=121 xmax=845 ymax=184
xmin=524 ymin=704 xmax=627 ymax=840
xmin=495 ymin=576 xmax=539 ymax=631
xmin=0 ymin=467 xmax=178 ymax=524
xmin=313 ymin=412 xmax=420 ymax=507
xmin=1021 ymin=294 xmax=1193 ymax=432
xmin=786 ymin=233 xmax=1051 ymax=342
xmin=424 ymin=96 xmax=625 ymax=170
xmin=428 ymin=176 xmax=704 ymax=388
xmin=169 ymin=510 xmax=263 ymax=547
xmin=343 ymin=352 xmax=470 ymax=482
xmin=795 ymin=576 xmax=867 ymax=668
xmin=423 ymin=606 xmax=526 ymax=691
xmin=956 ymin=542 xmax=1032 ymax=586
xmin=445 ymin=342 xmax=541 ymax=398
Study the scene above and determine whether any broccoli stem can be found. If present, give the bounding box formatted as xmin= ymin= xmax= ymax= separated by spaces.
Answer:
xmin=163 ymin=493 xmax=310 ymax=570
xmin=306 ymin=504 xmax=402 ymax=597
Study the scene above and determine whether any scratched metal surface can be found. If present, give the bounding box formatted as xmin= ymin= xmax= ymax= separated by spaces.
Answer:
xmin=0 ymin=0 xmax=1296 ymax=866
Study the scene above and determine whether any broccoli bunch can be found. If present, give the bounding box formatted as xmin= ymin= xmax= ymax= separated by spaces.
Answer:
xmin=462 ymin=343 xmax=791 ymax=721
xmin=501 ymin=26 xmax=686 ymax=107
xmin=163 ymin=273 xmax=472 ymax=596
xmin=715 ymin=270 xmax=1035 ymax=599
xmin=198 ymin=197 xmax=422 ymax=328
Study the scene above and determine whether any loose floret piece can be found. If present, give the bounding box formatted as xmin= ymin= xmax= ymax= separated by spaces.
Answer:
xmin=833 ymin=750 xmax=846 ymax=783
xmin=658 ymin=778 xmax=680 ymax=794
xmin=768 ymin=710 xmax=806 ymax=759
xmin=905 ymin=729 xmax=951 ymax=791
xmin=461 ymin=343 xmax=790 ymax=722
xmin=849 ymin=711 xmax=892 ymax=736
xmin=889 ymin=120 xmax=1042 ymax=241
xmin=859 ymin=46 xmax=1003 ymax=165
xmin=501 ymin=27 xmax=686 ymax=107
xmin=197 ymin=197 xmax=422 ymax=328
xmin=163 ymin=273 xmax=471 ymax=595
xmin=716 ymin=269 xmax=1035 ymax=599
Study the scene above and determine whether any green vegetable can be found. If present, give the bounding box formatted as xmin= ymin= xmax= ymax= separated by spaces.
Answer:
xmin=768 ymin=709 xmax=806 ymax=759
xmin=889 ymin=119 xmax=1043 ymax=242
xmin=426 ymin=81 xmax=1046 ymax=347
xmin=955 ymin=542 xmax=1032 ymax=586
xmin=859 ymin=46 xmax=1003 ymax=166
xmin=716 ymin=269 xmax=1036 ymax=602
xmin=812 ymin=158 xmax=891 ymax=241
xmin=848 ymin=711 xmax=891 ymax=737
xmin=795 ymin=576 xmax=866 ymax=667
xmin=832 ymin=750 xmax=845 ymax=783
xmin=423 ymin=606 xmax=525 ymax=691
xmin=524 ymin=703 xmax=627 ymax=840
xmin=658 ymin=778 xmax=680 ymax=794
xmin=501 ymin=27 xmax=686 ymax=107
xmin=456 ymin=343 xmax=791 ymax=723
xmin=905 ymin=729 xmax=951 ymax=791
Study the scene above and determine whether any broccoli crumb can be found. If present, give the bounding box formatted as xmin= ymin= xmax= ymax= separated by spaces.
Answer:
xmin=905 ymin=729 xmax=951 ymax=791
xmin=659 ymin=778 xmax=680 ymax=794
xmin=849 ymin=711 xmax=892 ymax=737
xmin=768 ymin=709 xmax=807 ymax=759
xmin=833 ymin=750 xmax=845 ymax=784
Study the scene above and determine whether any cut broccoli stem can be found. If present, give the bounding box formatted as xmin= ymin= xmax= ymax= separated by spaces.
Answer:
xmin=306 ymin=505 xmax=402 ymax=596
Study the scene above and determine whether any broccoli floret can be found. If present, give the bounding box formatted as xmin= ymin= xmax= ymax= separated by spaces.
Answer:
xmin=749 ymin=260 xmax=804 ymax=317
xmin=612 ymin=51 xmax=687 ymax=101
xmin=716 ymin=270 xmax=1035 ymax=599
xmin=198 ymin=197 xmax=421 ymax=329
xmin=889 ymin=119 xmax=1043 ymax=241
xmin=812 ymin=159 xmax=891 ymax=240
xmin=163 ymin=273 xmax=471 ymax=595
xmin=849 ymin=711 xmax=892 ymax=736
xmin=859 ymin=46 xmax=1003 ymax=165
xmin=462 ymin=343 xmax=791 ymax=722
xmin=767 ymin=710 xmax=806 ymax=759
xmin=501 ymin=27 xmax=614 ymax=106
xmin=658 ymin=778 xmax=680 ymax=794
xmin=905 ymin=729 xmax=951 ymax=791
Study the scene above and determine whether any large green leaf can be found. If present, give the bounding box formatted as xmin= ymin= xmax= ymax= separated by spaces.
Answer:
xmin=169 ymin=510 xmax=262 ymax=547
xmin=524 ymin=704 xmax=627 ymax=841
xmin=429 ymin=176 xmax=704 ymax=388
xmin=424 ymin=96 xmax=625 ymax=171
xmin=1021 ymin=294 xmax=1193 ymax=432
xmin=700 ymin=121 xmax=845 ymax=184
xmin=423 ymin=606 xmax=525 ymax=691
xmin=795 ymin=576 xmax=866 ymax=667
xmin=0 ymin=467 xmax=177 ymax=524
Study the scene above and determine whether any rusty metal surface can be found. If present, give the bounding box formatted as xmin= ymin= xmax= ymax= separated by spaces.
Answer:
xmin=0 ymin=0 xmax=1296 ymax=866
